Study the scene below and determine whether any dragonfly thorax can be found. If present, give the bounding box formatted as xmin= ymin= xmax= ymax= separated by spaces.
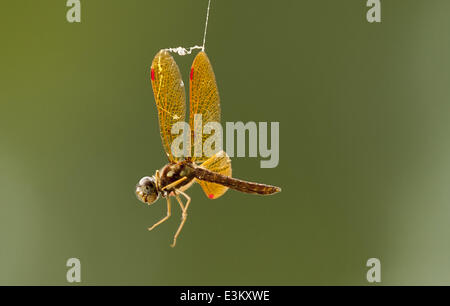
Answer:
xmin=158 ymin=161 xmax=196 ymax=196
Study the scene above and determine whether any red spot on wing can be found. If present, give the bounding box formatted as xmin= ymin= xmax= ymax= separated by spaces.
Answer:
xmin=190 ymin=67 xmax=194 ymax=80
xmin=208 ymin=194 xmax=214 ymax=199
xmin=151 ymin=68 xmax=155 ymax=81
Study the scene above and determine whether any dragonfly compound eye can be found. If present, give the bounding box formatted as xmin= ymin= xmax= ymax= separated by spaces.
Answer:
xmin=136 ymin=176 xmax=159 ymax=204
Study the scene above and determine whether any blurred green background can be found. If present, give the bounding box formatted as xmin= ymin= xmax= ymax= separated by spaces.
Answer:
xmin=1 ymin=0 xmax=450 ymax=285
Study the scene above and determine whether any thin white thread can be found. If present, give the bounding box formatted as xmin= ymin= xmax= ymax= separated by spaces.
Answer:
xmin=164 ymin=0 xmax=212 ymax=56
xmin=202 ymin=0 xmax=212 ymax=51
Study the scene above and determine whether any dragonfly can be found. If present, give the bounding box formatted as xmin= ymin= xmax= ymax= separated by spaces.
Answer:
xmin=135 ymin=49 xmax=281 ymax=247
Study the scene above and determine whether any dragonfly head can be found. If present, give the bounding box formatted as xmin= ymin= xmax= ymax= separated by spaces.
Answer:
xmin=135 ymin=176 xmax=160 ymax=205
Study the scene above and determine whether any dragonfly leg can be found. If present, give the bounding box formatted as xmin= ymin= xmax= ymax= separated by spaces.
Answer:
xmin=171 ymin=190 xmax=191 ymax=247
xmin=148 ymin=197 xmax=171 ymax=231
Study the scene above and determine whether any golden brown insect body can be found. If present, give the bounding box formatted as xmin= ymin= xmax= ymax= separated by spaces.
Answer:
xmin=136 ymin=160 xmax=280 ymax=205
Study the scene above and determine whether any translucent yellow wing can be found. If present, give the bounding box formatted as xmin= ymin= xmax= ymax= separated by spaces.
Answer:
xmin=151 ymin=50 xmax=186 ymax=162
xmin=189 ymin=51 xmax=221 ymax=163
xmin=196 ymin=150 xmax=231 ymax=200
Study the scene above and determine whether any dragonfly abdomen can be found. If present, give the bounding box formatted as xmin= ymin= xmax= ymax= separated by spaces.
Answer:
xmin=192 ymin=165 xmax=281 ymax=195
